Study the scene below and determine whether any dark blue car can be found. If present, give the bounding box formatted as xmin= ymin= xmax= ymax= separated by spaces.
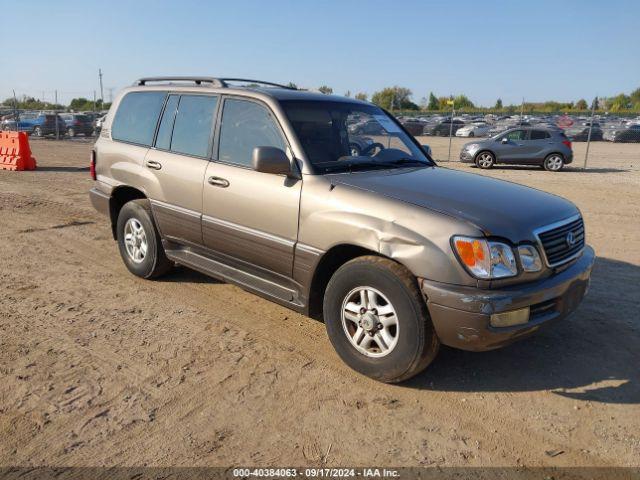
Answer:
xmin=1 ymin=113 xmax=67 ymax=137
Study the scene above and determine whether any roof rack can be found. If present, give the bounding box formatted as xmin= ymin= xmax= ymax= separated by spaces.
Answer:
xmin=134 ymin=77 xmax=224 ymax=87
xmin=133 ymin=76 xmax=296 ymax=90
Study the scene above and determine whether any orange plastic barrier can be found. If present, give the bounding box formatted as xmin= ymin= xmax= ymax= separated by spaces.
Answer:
xmin=0 ymin=131 xmax=37 ymax=171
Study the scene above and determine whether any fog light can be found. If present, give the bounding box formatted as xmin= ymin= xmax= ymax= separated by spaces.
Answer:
xmin=490 ymin=307 xmax=530 ymax=328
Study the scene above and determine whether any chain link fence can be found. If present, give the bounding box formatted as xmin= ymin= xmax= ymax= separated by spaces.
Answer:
xmin=392 ymin=106 xmax=640 ymax=169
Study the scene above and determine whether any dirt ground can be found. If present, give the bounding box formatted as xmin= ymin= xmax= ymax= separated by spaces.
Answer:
xmin=0 ymin=136 xmax=638 ymax=470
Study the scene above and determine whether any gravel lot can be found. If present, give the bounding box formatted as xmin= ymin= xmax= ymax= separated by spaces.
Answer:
xmin=1 ymin=137 xmax=638 ymax=470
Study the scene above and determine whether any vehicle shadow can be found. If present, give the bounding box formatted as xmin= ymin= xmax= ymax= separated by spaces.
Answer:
xmin=405 ymin=256 xmax=640 ymax=404
xmin=157 ymin=266 xmax=222 ymax=284
xmin=36 ymin=166 xmax=90 ymax=172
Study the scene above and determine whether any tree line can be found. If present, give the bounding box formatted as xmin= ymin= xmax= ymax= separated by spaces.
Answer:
xmin=312 ymin=85 xmax=640 ymax=113
xmin=1 ymin=96 xmax=111 ymax=112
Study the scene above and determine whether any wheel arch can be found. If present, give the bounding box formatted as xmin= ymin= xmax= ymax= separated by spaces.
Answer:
xmin=109 ymin=186 xmax=148 ymax=239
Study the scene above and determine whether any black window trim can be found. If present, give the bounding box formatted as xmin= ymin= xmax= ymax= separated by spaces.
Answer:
xmin=111 ymin=91 xmax=168 ymax=149
xmin=212 ymin=94 xmax=294 ymax=172
xmin=150 ymin=92 xmax=220 ymax=160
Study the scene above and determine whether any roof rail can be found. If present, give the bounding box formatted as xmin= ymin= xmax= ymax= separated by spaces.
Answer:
xmin=133 ymin=76 xmax=296 ymax=90
xmin=218 ymin=78 xmax=296 ymax=90
xmin=134 ymin=77 xmax=225 ymax=87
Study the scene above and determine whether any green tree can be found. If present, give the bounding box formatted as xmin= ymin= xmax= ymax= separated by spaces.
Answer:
xmin=318 ymin=85 xmax=333 ymax=95
xmin=630 ymin=87 xmax=640 ymax=109
xmin=453 ymin=94 xmax=475 ymax=109
xmin=575 ymin=99 xmax=588 ymax=110
xmin=286 ymin=82 xmax=298 ymax=89
xmin=494 ymin=98 xmax=503 ymax=109
xmin=355 ymin=92 xmax=368 ymax=101
xmin=427 ymin=92 xmax=439 ymax=110
xmin=609 ymin=93 xmax=631 ymax=111
xmin=371 ymin=86 xmax=418 ymax=110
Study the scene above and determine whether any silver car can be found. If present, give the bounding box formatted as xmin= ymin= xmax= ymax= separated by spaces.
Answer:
xmin=460 ymin=127 xmax=573 ymax=171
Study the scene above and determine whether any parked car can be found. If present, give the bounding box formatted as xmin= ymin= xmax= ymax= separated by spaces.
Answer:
xmin=424 ymin=119 xmax=465 ymax=136
xmin=566 ymin=126 xmax=603 ymax=142
xmin=1 ymin=113 xmax=66 ymax=137
xmin=455 ymin=122 xmax=491 ymax=137
xmin=603 ymin=125 xmax=640 ymax=142
xmin=60 ymin=113 xmax=95 ymax=137
xmin=90 ymin=77 xmax=593 ymax=383
xmin=348 ymin=119 xmax=385 ymax=135
xmin=460 ymin=127 xmax=573 ymax=171
xmin=400 ymin=118 xmax=427 ymax=136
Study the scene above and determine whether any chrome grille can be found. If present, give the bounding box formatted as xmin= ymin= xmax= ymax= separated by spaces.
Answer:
xmin=535 ymin=215 xmax=585 ymax=267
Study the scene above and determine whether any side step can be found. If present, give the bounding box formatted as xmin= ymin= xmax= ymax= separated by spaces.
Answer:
xmin=164 ymin=247 xmax=305 ymax=311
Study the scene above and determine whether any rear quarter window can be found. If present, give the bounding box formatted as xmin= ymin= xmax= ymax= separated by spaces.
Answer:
xmin=112 ymin=91 xmax=166 ymax=146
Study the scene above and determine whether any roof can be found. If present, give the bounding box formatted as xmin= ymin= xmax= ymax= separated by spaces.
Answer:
xmin=129 ymin=76 xmax=369 ymax=105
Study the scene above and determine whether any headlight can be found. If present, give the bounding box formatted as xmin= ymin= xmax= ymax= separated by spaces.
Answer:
xmin=452 ymin=236 xmax=517 ymax=279
xmin=517 ymin=245 xmax=542 ymax=272
xmin=466 ymin=143 xmax=479 ymax=150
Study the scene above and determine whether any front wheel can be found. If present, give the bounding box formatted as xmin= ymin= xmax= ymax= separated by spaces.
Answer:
xmin=116 ymin=199 xmax=172 ymax=279
xmin=475 ymin=151 xmax=495 ymax=169
xmin=543 ymin=154 xmax=564 ymax=171
xmin=323 ymin=256 xmax=439 ymax=383
xmin=33 ymin=126 xmax=42 ymax=137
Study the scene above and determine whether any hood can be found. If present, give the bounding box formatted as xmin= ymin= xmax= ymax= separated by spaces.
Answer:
xmin=327 ymin=166 xmax=579 ymax=242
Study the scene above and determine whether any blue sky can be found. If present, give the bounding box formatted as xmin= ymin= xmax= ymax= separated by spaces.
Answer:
xmin=2 ymin=0 xmax=638 ymax=106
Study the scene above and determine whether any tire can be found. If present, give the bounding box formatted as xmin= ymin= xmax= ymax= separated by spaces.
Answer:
xmin=33 ymin=126 xmax=42 ymax=137
xmin=468 ymin=131 xmax=474 ymax=137
xmin=349 ymin=143 xmax=361 ymax=157
xmin=67 ymin=128 xmax=75 ymax=138
xmin=543 ymin=153 xmax=564 ymax=172
xmin=323 ymin=256 xmax=439 ymax=383
xmin=116 ymin=199 xmax=172 ymax=279
xmin=475 ymin=151 xmax=495 ymax=169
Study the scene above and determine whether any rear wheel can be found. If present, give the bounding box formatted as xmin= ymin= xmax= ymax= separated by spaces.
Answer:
xmin=67 ymin=128 xmax=75 ymax=138
xmin=33 ymin=126 xmax=42 ymax=137
xmin=116 ymin=199 xmax=172 ymax=279
xmin=323 ymin=256 xmax=439 ymax=383
xmin=475 ymin=151 xmax=495 ymax=169
xmin=543 ymin=154 xmax=564 ymax=171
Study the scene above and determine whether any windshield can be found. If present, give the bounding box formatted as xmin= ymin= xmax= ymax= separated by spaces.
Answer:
xmin=281 ymin=100 xmax=433 ymax=174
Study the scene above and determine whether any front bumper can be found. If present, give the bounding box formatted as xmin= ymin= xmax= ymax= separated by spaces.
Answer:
xmin=420 ymin=245 xmax=595 ymax=351
xmin=459 ymin=149 xmax=475 ymax=162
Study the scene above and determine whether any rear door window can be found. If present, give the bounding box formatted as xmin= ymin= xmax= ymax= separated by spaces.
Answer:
xmin=530 ymin=130 xmax=550 ymax=140
xmin=112 ymin=91 xmax=166 ymax=146
xmin=169 ymin=95 xmax=218 ymax=157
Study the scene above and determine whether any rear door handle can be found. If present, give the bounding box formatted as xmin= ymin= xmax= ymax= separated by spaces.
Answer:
xmin=146 ymin=160 xmax=162 ymax=170
xmin=208 ymin=176 xmax=230 ymax=188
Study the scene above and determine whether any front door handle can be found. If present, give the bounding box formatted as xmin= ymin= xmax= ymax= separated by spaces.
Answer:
xmin=146 ymin=160 xmax=162 ymax=170
xmin=208 ymin=176 xmax=230 ymax=188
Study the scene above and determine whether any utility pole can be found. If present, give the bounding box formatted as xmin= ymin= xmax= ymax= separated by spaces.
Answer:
xmin=520 ymin=97 xmax=525 ymax=125
xmin=12 ymin=90 xmax=18 ymax=132
xmin=447 ymin=99 xmax=455 ymax=162
xmin=584 ymin=96 xmax=597 ymax=170
xmin=99 ymin=68 xmax=104 ymax=104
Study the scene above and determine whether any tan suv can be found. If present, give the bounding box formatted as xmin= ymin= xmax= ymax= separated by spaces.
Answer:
xmin=90 ymin=77 xmax=594 ymax=382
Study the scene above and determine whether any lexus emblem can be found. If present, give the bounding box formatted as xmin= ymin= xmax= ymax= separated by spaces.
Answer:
xmin=566 ymin=231 xmax=576 ymax=247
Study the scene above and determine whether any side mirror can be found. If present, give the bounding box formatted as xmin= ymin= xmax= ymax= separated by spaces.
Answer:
xmin=501 ymin=137 xmax=509 ymax=144
xmin=252 ymin=146 xmax=292 ymax=175
xmin=421 ymin=144 xmax=432 ymax=157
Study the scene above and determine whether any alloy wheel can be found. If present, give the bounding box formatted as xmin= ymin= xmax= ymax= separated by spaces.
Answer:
xmin=123 ymin=218 xmax=148 ymax=263
xmin=341 ymin=286 xmax=399 ymax=358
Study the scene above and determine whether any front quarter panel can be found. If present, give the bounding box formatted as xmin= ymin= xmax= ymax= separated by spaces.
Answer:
xmin=298 ymin=174 xmax=480 ymax=286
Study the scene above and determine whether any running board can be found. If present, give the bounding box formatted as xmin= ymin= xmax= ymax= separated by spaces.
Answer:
xmin=164 ymin=247 xmax=305 ymax=310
